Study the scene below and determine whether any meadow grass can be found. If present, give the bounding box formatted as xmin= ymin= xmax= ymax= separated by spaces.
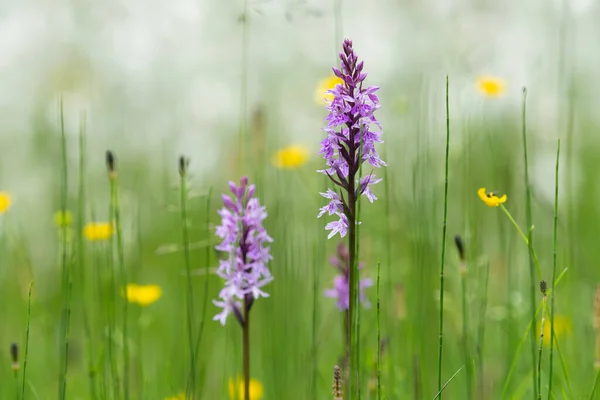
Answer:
xmin=2 ymin=12 xmax=600 ymax=400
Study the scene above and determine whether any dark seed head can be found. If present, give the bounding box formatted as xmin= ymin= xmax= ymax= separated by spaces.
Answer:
xmin=10 ymin=343 xmax=17 ymax=363
xmin=540 ymin=280 xmax=547 ymax=296
xmin=179 ymin=156 xmax=188 ymax=177
xmin=454 ymin=234 xmax=465 ymax=261
xmin=105 ymin=150 xmax=115 ymax=173
xmin=10 ymin=342 xmax=18 ymax=371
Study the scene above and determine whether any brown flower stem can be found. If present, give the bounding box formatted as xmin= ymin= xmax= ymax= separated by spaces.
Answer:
xmin=347 ymin=183 xmax=357 ymax=397
xmin=243 ymin=299 xmax=250 ymax=400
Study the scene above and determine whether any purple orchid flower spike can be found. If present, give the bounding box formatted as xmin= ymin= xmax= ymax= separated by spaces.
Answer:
xmin=213 ymin=176 xmax=273 ymax=326
xmin=317 ymin=38 xmax=385 ymax=238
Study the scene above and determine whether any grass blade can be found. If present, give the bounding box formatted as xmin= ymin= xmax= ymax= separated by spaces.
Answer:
xmin=548 ymin=139 xmax=561 ymax=396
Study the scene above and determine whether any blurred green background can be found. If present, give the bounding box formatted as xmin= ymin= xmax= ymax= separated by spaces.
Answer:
xmin=1 ymin=0 xmax=599 ymax=399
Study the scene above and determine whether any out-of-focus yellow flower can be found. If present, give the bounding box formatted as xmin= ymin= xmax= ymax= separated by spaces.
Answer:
xmin=228 ymin=376 xmax=264 ymax=400
xmin=477 ymin=76 xmax=506 ymax=97
xmin=314 ymin=75 xmax=344 ymax=105
xmin=54 ymin=210 xmax=73 ymax=227
xmin=124 ymin=284 xmax=162 ymax=306
xmin=0 ymin=192 xmax=12 ymax=215
xmin=83 ymin=222 xmax=113 ymax=241
xmin=271 ymin=145 xmax=310 ymax=168
xmin=537 ymin=315 xmax=571 ymax=346
xmin=478 ymin=188 xmax=507 ymax=207
xmin=164 ymin=393 xmax=186 ymax=400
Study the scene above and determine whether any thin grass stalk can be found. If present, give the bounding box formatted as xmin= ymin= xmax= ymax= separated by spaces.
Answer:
xmin=77 ymin=113 xmax=97 ymax=400
xmin=548 ymin=139 xmax=561 ymax=396
xmin=552 ymin=331 xmax=574 ymax=398
xmin=312 ymin=177 xmax=327 ymax=400
xmin=590 ymin=366 xmax=600 ymax=400
xmin=460 ymin=263 xmax=471 ymax=399
xmin=108 ymin=153 xmax=129 ymax=400
xmin=20 ymin=283 xmax=32 ymax=400
xmin=105 ymin=157 xmax=120 ymax=400
xmin=437 ymin=75 xmax=451 ymax=399
xmin=477 ymin=260 xmax=490 ymax=398
xmin=179 ymin=157 xmax=197 ymax=397
xmin=499 ymin=206 xmax=542 ymax=279
xmin=376 ymin=259 xmax=381 ymax=400
xmin=191 ymin=190 xmax=213 ymax=397
xmin=522 ymin=87 xmax=538 ymax=400
xmin=537 ymin=288 xmax=548 ymax=400
xmin=89 ymin=205 xmax=108 ymax=399
xmin=238 ymin=0 xmax=249 ymax=173
xmin=58 ymin=97 xmax=72 ymax=400
xmin=501 ymin=301 xmax=543 ymax=400
xmin=433 ymin=366 xmax=465 ymax=400
xmin=13 ymin=358 xmax=18 ymax=400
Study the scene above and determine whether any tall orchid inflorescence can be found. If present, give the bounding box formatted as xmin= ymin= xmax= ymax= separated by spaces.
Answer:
xmin=318 ymin=38 xmax=385 ymax=239
xmin=213 ymin=176 xmax=273 ymax=400
xmin=213 ymin=176 xmax=273 ymax=326
xmin=318 ymin=38 xmax=384 ymax=392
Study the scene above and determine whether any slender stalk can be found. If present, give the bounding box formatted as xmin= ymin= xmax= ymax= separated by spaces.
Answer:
xmin=77 ymin=113 xmax=97 ymax=399
xmin=243 ymin=300 xmax=250 ymax=400
xmin=477 ymin=260 xmax=490 ymax=398
xmin=501 ymin=301 xmax=543 ymax=400
xmin=20 ymin=283 xmax=33 ymax=400
xmin=312 ymin=179 xmax=326 ymax=400
xmin=499 ymin=206 xmax=542 ymax=279
xmin=590 ymin=367 xmax=600 ymax=400
xmin=14 ymin=365 xmax=19 ymax=400
xmin=192 ymin=188 xmax=213 ymax=390
xmin=460 ymin=266 xmax=471 ymax=400
xmin=105 ymin=157 xmax=120 ymax=399
xmin=58 ymin=97 xmax=72 ymax=400
xmin=548 ymin=139 xmax=561 ymax=396
xmin=522 ymin=87 xmax=538 ymax=400
xmin=376 ymin=258 xmax=381 ymax=400
xmin=347 ymin=192 xmax=357 ymax=399
xmin=238 ymin=0 xmax=249 ymax=173
xmin=437 ymin=75 xmax=451 ymax=398
xmin=180 ymin=158 xmax=196 ymax=397
xmin=109 ymin=155 xmax=128 ymax=400
xmin=433 ymin=366 xmax=465 ymax=400
xmin=538 ymin=295 xmax=548 ymax=399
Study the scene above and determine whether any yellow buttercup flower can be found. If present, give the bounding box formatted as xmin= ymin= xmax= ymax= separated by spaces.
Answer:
xmin=124 ymin=284 xmax=162 ymax=306
xmin=228 ymin=376 xmax=264 ymax=400
xmin=83 ymin=222 xmax=113 ymax=241
xmin=478 ymin=188 xmax=507 ymax=207
xmin=271 ymin=145 xmax=310 ymax=168
xmin=477 ymin=76 xmax=506 ymax=97
xmin=0 ymin=192 xmax=12 ymax=214
xmin=314 ymin=75 xmax=344 ymax=105
xmin=537 ymin=315 xmax=571 ymax=346
xmin=54 ymin=210 xmax=73 ymax=227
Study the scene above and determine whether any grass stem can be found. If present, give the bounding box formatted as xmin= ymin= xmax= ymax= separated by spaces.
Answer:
xmin=437 ymin=75 xmax=451 ymax=399
xmin=20 ymin=283 xmax=33 ymax=400
xmin=548 ymin=139 xmax=561 ymax=396
xmin=521 ymin=87 xmax=538 ymax=400
xmin=179 ymin=158 xmax=197 ymax=398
